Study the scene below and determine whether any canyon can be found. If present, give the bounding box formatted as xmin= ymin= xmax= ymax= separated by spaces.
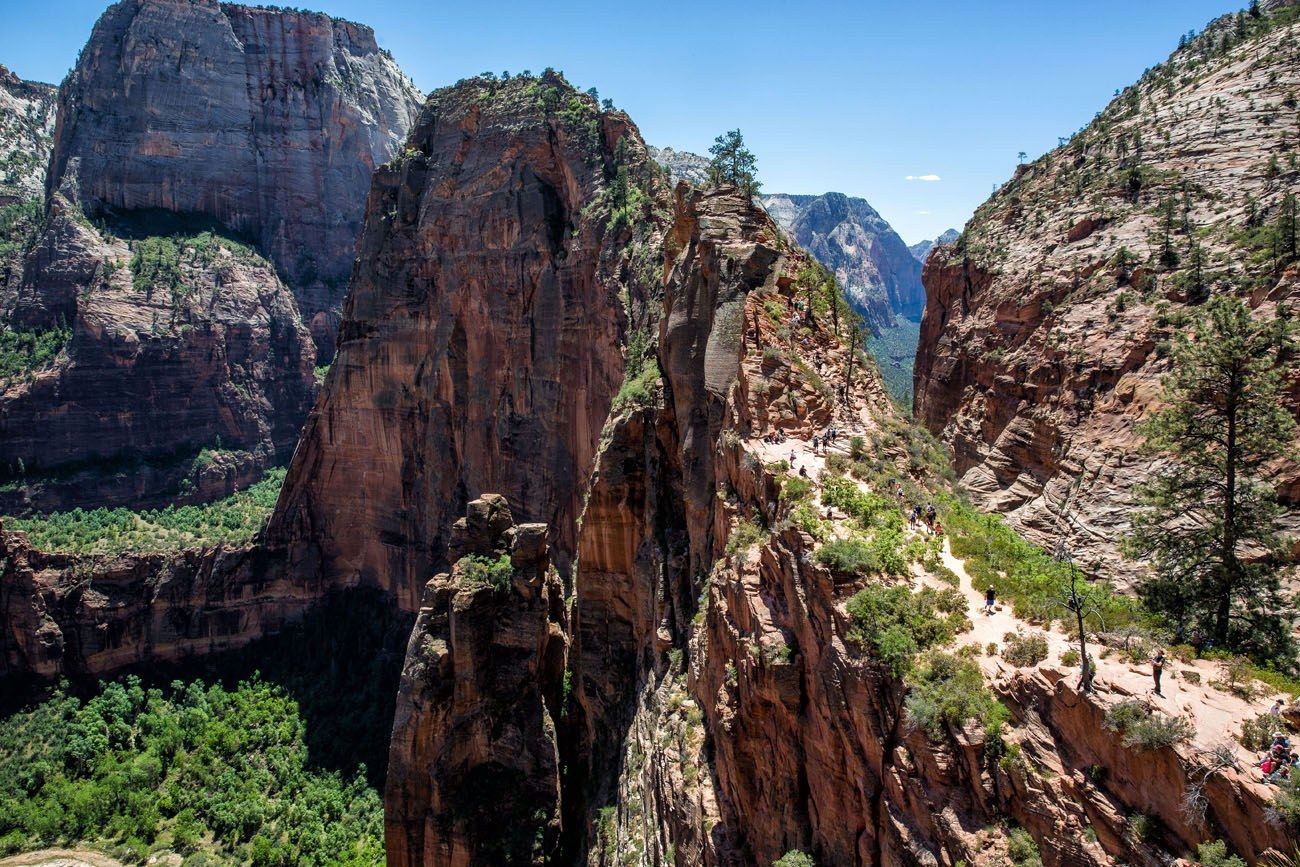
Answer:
xmin=914 ymin=0 xmax=1300 ymax=580
xmin=1 ymin=1 xmax=1299 ymax=866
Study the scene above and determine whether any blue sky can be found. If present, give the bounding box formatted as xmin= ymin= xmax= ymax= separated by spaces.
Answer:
xmin=1 ymin=0 xmax=1236 ymax=244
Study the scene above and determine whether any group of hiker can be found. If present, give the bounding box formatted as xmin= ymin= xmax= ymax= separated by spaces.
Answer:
xmin=1259 ymin=731 xmax=1298 ymax=785
xmin=810 ymin=426 xmax=841 ymax=454
xmin=907 ymin=501 xmax=941 ymax=538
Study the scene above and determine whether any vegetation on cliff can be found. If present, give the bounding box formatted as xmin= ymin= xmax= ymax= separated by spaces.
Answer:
xmin=0 ymin=676 xmax=383 ymax=865
xmin=5 ymin=467 xmax=284 ymax=553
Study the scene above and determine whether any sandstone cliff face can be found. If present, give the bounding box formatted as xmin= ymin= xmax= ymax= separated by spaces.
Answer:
xmin=761 ymin=192 xmax=925 ymax=330
xmin=915 ymin=5 xmax=1300 ymax=578
xmin=270 ymin=72 xmax=663 ymax=611
xmin=0 ymin=65 xmax=55 ymax=205
xmin=0 ymin=211 xmax=316 ymax=513
xmin=0 ymin=66 xmax=56 ymax=299
xmin=0 ymin=0 xmax=422 ymax=511
xmin=39 ymin=0 xmax=422 ymax=347
xmin=0 ymin=526 xmax=299 ymax=683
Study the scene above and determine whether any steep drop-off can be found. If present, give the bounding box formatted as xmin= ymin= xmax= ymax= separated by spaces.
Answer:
xmin=915 ymin=1 xmax=1300 ymax=578
xmin=0 ymin=0 xmax=422 ymax=512
xmin=35 ymin=0 xmax=421 ymax=344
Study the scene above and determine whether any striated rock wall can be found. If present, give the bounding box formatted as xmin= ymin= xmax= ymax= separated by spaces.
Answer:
xmin=0 ymin=65 xmax=55 ymax=206
xmin=914 ymin=6 xmax=1300 ymax=579
xmin=36 ymin=0 xmax=422 ymax=345
xmin=0 ymin=527 xmax=303 ymax=683
xmin=0 ymin=209 xmax=317 ymax=512
xmin=269 ymin=72 xmax=659 ymax=611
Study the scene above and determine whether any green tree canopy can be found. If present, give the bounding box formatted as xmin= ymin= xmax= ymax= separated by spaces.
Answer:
xmin=708 ymin=128 xmax=761 ymax=198
xmin=1126 ymin=296 xmax=1297 ymax=662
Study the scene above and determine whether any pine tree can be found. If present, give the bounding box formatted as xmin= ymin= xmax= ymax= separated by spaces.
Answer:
xmin=1127 ymin=297 xmax=1297 ymax=661
xmin=707 ymin=129 xmax=762 ymax=198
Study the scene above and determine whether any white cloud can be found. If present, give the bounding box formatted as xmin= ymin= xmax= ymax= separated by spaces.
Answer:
xmin=917 ymin=210 xmax=932 ymax=215
xmin=905 ymin=174 xmax=942 ymax=182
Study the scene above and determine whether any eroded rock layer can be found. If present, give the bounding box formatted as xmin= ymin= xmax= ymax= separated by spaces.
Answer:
xmin=37 ymin=0 xmax=421 ymax=342
xmin=0 ymin=0 xmax=422 ymax=511
xmin=915 ymin=4 xmax=1300 ymax=579
xmin=270 ymin=72 xmax=661 ymax=611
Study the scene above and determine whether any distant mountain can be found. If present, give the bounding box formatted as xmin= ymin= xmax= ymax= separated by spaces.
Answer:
xmin=908 ymin=228 xmax=959 ymax=262
xmin=0 ymin=64 xmax=55 ymax=204
xmin=647 ymin=146 xmax=925 ymax=405
xmin=646 ymin=145 xmax=711 ymax=185
xmin=759 ymin=192 xmax=924 ymax=332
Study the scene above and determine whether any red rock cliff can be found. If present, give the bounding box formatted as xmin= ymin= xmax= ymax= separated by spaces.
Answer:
xmin=269 ymin=72 xmax=657 ymax=611
xmin=34 ymin=0 xmax=422 ymax=347
xmin=914 ymin=5 xmax=1300 ymax=579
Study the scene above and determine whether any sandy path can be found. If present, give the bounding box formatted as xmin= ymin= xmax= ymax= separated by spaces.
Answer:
xmin=0 ymin=850 xmax=128 ymax=867
xmin=748 ymin=421 xmax=1290 ymax=773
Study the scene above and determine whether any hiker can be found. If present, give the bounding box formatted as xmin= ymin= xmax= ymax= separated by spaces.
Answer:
xmin=1152 ymin=648 xmax=1166 ymax=697
xmin=812 ymin=434 xmax=820 ymax=454
xmin=984 ymin=586 xmax=996 ymax=616
xmin=1272 ymin=698 xmax=1286 ymax=717
xmin=925 ymin=503 xmax=937 ymax=528
xmin=933 ymin=521 xmax=943 ymax=538
xmin=908 ymin=507 xmax=918 ymax=529
xmin=799 ymin=465 xmax=808 ymax=478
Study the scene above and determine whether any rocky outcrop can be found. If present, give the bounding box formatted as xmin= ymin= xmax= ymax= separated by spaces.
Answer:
xmin=909 ymin=228 xmax=959 ymax=263
xmin=0 ymin=215 xmax=316 ymax=513
xmin=0 ymin=65 xmax=55 ymax=205
xmin=269 ymin=72 xmax=662 ymax=611
xmin=760 ymin=192 xmax=924 ymax=331
xmin=37 ymin=0 xmax=422 ymax=347
xmin=0 ymin=0 xmax=422 ymax=511
xmin=386 ymin=495 xmax=568 ymax=866
xmin=647 ymin=145 xmax=711 ymax=186
xmin=914 ymin=5 xmax=1300 ymax=579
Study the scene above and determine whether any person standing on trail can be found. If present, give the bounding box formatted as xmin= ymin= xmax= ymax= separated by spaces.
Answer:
xmin=984 ymin=586 xmax=996 ymax=616
xmin=1271 ymin=698 xmax=1286 ymax=717
xmin=925 ymin=503 xmax=937 ymax=528
xmin=812 ymin=435 xmax=820 ymax=454
xmin=1152 ymin=648 xmax=1166 ymax=697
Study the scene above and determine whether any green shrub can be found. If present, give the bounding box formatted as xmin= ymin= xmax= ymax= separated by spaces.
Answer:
xmin=1060 ymin=648 xmax=1081 ymax=668
xmin=1103 ymin=700 xmax=1193 ymax=750
xmin=1197 ymin=839 xmax=1246 ymax=867
xmin=1238 ymin=714 xmax=1276 ymax=751
xmin=781 ymin=475 xmax=813 ymax=504
xmin=905 ymin=652 xmax=1009 ymax=741
xmin=1006 ymin=827 xmax=1043 ymax=867
xmin=848 ymin=436 xmax=866 ymax=459
xmin=458 ymin=553 xmax=514 ymax=591
xmin=816 ymin=537 xmax=879 ymax=577
xmin=824 ymin=453 xmax=850 ymax=474
xmin=7 ymin=468 xmax=286 ymax=554
xmin=725 ymin=518 xmax=766 ymax=557
xmin=845 ymin=584 xmax=969 ymax=676
xmin=773 ymin=852 xmax=815 ymax=867
xmin=0 ymin=677 xmax=383 ymax=863
xmin=1001 ymin=631 xmax=1049 ymax=667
